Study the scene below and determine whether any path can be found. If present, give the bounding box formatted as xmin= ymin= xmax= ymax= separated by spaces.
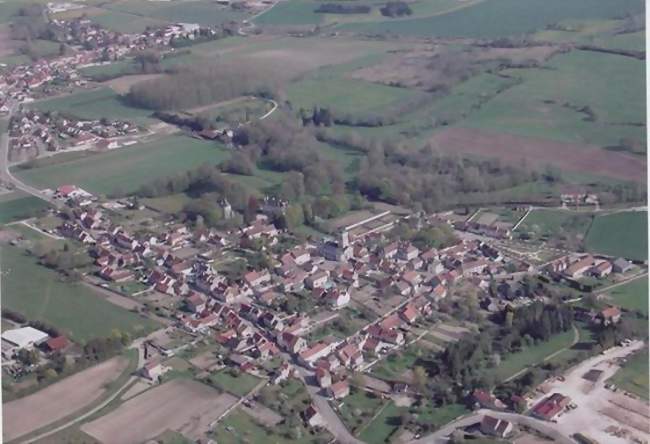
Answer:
xmin=511 ymin=205 xmax=533 ymax=231
xmin=597 ymin=272 xmax=648 ymax=294
xmin=503 ymin=324 xmax=580 ymax=383
xmin=18 ymin=337 xmax=149 ymax=444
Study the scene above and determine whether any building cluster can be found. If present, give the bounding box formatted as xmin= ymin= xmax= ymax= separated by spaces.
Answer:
xmin=0 ymin=16 xmax=221 ymax=114
xmin=544 ymin=254 xmax=634 ymax=280
xmin=48 ymin=195 xmax=538 ymax=408
xmin=1 ymin=326 xmax=70 ymax=375
xmin=8 ymin=109 xmax=139 ymax=156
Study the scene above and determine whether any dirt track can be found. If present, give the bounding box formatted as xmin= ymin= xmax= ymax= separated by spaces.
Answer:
xmin=2 ymin=356 xmax=129 ymax=442
xmin=81 ymin=379 xmax=237 ymax=444
xmin=429 ymin=127 xmax=647 ymax=183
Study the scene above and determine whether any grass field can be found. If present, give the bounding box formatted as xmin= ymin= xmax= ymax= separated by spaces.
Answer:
xmin=31 ymin=87 xmax=154 ymax=124
xmin=13 ymin=134 xmax=230 ymax=196
xmin=491 ymin=328 xmax=576 ymax=381
xmin=0 ymin=192 xmax=50 ymax=224
xmin=516 ymin=209 xmax=594 ymax=240
xmin=461 ymin=50 xmax=646 ymax=151
xmin=336 ymin=0 xmax=643 ymax=38
xmin=585 ymin=211 xmax=648 ymax=261
xmin=208 ymin=369 xmax=261 ymax=397
xmin=607 ymin=277 xmax=649 ymax=316
xmin=371 ymin=345 xmax=421 ymax=381
xmin=607 ymin=348 xmax=649 ymax=400
xmin=0 ymin=246 xmax=159 ymax=343
xmin=337 ymin=388 xmax=386 ymax=434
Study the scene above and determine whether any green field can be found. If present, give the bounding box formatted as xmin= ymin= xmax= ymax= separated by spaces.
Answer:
xmin=209 ymin=369 xmax=261 ymax=397
xmin=607 ymin=349 xmax=649 ymax=400
xmin=607 ymin=277 xmax=649 ymax=315
xmin=585 ymin=211 xmax=648 ymax=261
xmin=491 ymin=328 xmax=576 ymax=381
xmin=371 ymin=345 xmax=421 ymax=381
xmin=0 ymin=192 xmax=50 ymax=224
xmin=462 ymin=50 xmax=646 ymax=151
xmin=336 ymin=0 xmax=643 ymax=38
xmin=13 ymin=134 xmax=230 ymax=196
xmin=516 ymin=209 xmax=594 ymax=240
xmin=31 ymin=87 xmax=154 ymax=124
xmin=337 ymin=388 xmax=386 ymax=434
xmin=0 ymin=246 xmax=160 ymax=343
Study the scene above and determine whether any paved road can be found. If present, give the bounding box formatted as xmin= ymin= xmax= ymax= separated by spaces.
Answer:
xmin=0 ymin=115 xmax=59 ymax=206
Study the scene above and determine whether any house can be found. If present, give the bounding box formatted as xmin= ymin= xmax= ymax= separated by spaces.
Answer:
xmin=303 ymin=404 xmax=324 ymax=428
xmin=480 ymin=415 xmax=513 ymax=438
xmin=299 ymin=341 xmax=338 ymax=367
xmin=596 ymin=306 xmax=621 ymax=325
xmin=472 ymin=389 xmax=506 ymax=410
xmin=564 ymin=256 xmax=594 ymax=279
xmin=612 ymin=258 xmax=634 ymax=273
xmin=185 ymin=292 xmax=206 ymax=313
xmin=244 ymin=270 xmax=271 ymax=288
xmin=271 ymin=362 xmax=293 ymax=384
xmin=315 ymin=367 xmax=332 ymax=388
xmin=398 ymin=243 xmax=419 ymax=261
xmin=305 ymin=270 xmax=329 ymax=290
xmin=399 ymin=303 xmax=419 ymax=324
xmin=279 ymin=332 xmax=307 ymax=354
xmin=99 ymin=266 xmax=133 ymax=282
xmin=590 ymin=261 xmax=612 ymax=278
xmin=324 ymin=287 xmax=350 ymax=309
xmin=141 ymin=361 xmax=168 ymax=381
xmin=41 ymin=335 xmax=69 ymax=353
xmin=337 ymin=343 xmax=364 ymax=368
xmin=532 ymin=393 xmax=571 ymax=421
xmin=328 ymin=380 xmax=350 ymax=399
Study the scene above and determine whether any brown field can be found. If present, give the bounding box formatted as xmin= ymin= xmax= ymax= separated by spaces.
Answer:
xmin=81 ymin=379 xmax=238 ymax=444
xmin=2 ymin=356 xmax=130 ymax=442
xmin=351 ymin=45 xmax=558 ymax=90
xmin=103 ymin=73 xmax=166 ymax=94
xmin=0 ymin=24 xmax=20 ymax=57
xmin=429 ymin=127 xmax=647 ymax=182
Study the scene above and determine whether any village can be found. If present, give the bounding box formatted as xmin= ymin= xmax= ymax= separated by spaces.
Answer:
xmin=1 ymin=180 xmax=646 ymax=444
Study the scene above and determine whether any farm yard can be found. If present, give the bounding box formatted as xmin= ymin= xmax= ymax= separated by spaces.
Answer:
xmin=2 ymin=355 xmax=132 ymax=442
xmin=585 ymin=211 xmax=648 ymax=261
xmin=0 ymin=246 xmax=159 ymax=342
xmin=12 ymin=134 xmax=230 ymax=196
xmin=81 ymin=379 xmax=238 ymax=444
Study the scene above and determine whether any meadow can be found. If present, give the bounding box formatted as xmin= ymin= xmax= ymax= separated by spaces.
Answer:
xmin=607 ymin=348 xmax=649 ymax=400
xmin=461 ymin=50 xmax=646 ymax=152
xmin=336 ymin=0 xmax=643 ymax=39
xmin=0 ymin=246 xmax=160 ymax=343
xmin=32 ymin=87 xmax=154 ymax=124
xmin=13 ymin=134 xmax=230 ymax=196
xmin=585 ymin=211 xmax=648 ymax=261
xmin=515 ymin=209 xmax=594 ymax=240
xmin=0 ymin=192 xmax=50 ymax=224
xmin=607 ymin=277 xmax=649 ymax=316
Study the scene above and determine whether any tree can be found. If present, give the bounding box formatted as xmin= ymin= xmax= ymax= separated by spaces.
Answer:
xmin=412 ymin=366 xmax=428 ymax=393
xmin=17 ymin=349 xmax=39 ymax=366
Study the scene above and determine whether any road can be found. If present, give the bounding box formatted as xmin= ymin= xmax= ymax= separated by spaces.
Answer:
xmin=294 ymin=365 xmax=365 ymax=444
xmin=0 ymin=115 xmax=59 ymax=206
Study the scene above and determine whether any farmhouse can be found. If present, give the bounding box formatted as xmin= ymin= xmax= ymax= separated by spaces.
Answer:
xmin=480 ymin=415 xmax=513 ymax=438
xmin=2 ymin=327 xmax=49 ymax=355
xmin=596 ymin=306 xmax=621 ymax=325
xmin=532 ymin=393 xmax=571 ymax=421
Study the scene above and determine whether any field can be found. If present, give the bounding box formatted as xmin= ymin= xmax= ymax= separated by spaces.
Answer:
xmin=515 ymin=209 xmax=594 ymax=239
xmin=336 ymin=0 xmax=643 ymax=38
xmin=2 ymin=355 xmax=130 ymax=442
xmin=491 ymin=328 xmax=577 ymax=381
xmin=0 ymin=246 xmax=159 ymax=342
xmin=585 ymin=211 xmax=648 ymax=261
xmin=13 ymin=134 xmax=230 ymax=196
xmin=429 ymin=127 xmax=646 ymax=183
xmin=371 ymin=345 xmax=421 ymax=381
xmin=607 ymin=349 xmax=649 ymax=400
xmin=0 ymin=192 xmax=50 ymax=224
xmin=607 ymin=277 xmax=649 ymax=316
xmin=462 ymin=51 xmax=646 ymax=152
xmin=81 ymin=379 xmax=238 ymax=444
xmin=336 ymin=388 xmax=386 ymax=434
xmin=31 ymin=87 xmax=154 ymax=124
xmin=208 ymin=369 xmax=261 ymax=397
